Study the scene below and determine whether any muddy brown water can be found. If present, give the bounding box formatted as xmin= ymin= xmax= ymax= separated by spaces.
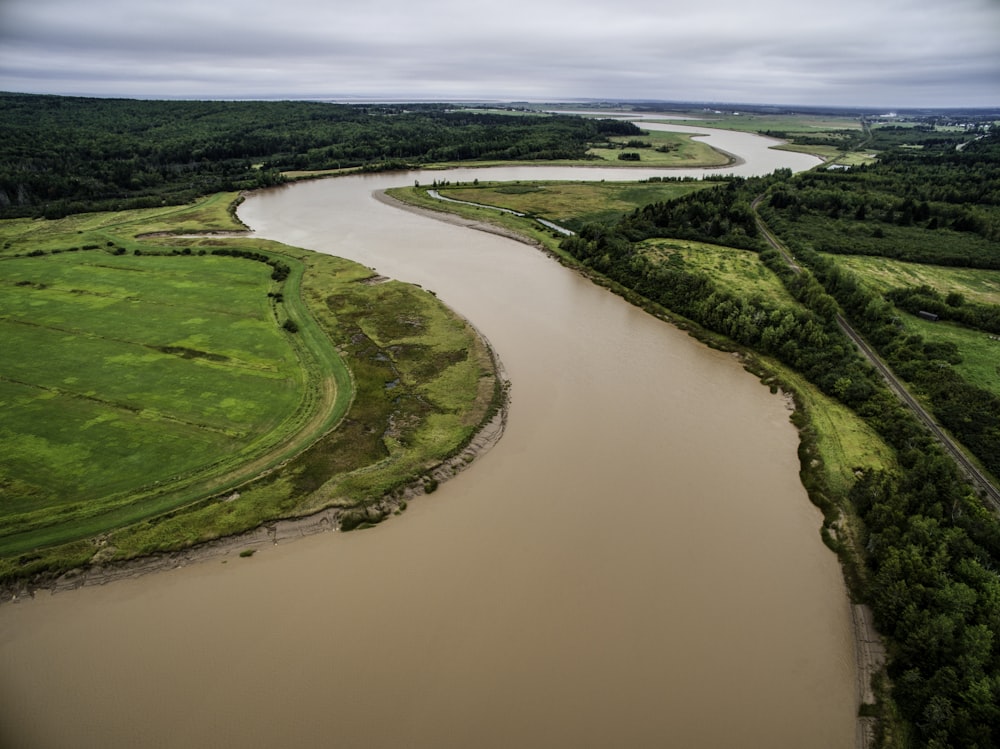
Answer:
xmin=0 ymin=130 xmax=856 ymax=748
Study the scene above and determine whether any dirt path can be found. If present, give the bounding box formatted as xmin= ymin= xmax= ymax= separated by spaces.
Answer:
xmin=853 ymin=604 xmax=886 ymax=748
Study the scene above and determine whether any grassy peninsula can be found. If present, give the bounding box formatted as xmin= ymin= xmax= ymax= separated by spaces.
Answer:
xmin=0 ymin=96 xmax=739 ymax=586
xmin=0 ymin=193 xmax=503 ymax=581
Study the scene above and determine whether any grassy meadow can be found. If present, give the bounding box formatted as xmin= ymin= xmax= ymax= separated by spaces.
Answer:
xmin=0 ymin=192 xmax=246 ymax=251
xmin=836 ymin=255 xmax=1000 ymax=305
xmin=896 ymin=316 xmax=1000 ymax=395
xmin=777 ymin=366 xmax=895 ymax=498
xmin=638 ymin=237 xmax=799 ymax=305
xmin=586 ymin=129 xmax=733 ymax=167
xmin=651 ymin=111 xmax=865 ymax=135
xmin=416 ymin=179 xmax=718 ymax=232
xmin=1 ymin=252 xmax=302 ymax=514
xmin=640 ymin=110 xmax=876 ymax=166
xmin=1 ymin=194 xmax=499 ymax=580
xmin=832 ymin=255 xmax=1000 ymax=397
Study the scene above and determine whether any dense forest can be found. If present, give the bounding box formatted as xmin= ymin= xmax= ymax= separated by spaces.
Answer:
xmin=765 ymin=147 xmax=1000 ymax=262
xmin=562 ymin=130 xmax=1000 ymax=747
xmin=0 ymin=94 xmax=639 ymax=219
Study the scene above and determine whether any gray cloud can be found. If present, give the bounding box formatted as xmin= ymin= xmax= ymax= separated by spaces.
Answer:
xmin=0 ymin=0 xmax=997 ymax=105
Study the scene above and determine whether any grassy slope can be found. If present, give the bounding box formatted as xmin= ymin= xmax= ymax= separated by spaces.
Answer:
xmin=639 ymin=237 xmax=799 ymax=305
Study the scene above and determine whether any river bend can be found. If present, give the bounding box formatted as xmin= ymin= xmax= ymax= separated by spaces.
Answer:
xmin=0 ymin=124 xmax=855 ymax=748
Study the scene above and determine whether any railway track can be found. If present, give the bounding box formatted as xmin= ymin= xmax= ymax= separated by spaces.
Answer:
xmin=752 ymin=195 xmax=1000 ymax=512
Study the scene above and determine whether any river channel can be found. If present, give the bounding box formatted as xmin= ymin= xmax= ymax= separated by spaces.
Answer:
xmin=0 ymin=125 xmax=856 ymax=748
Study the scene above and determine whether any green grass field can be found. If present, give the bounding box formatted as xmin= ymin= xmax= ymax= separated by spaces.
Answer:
xmin=543 ymin=106 xmax=864 ymax=137
xmin=836 ymin=255 xmax=1000 ymax=305
xmin=641 ymin=111 xmax=874 ymax=165
xmin=830 ymin=255 xmax=1000 ymax=397
xmin=0 ymin=195 xmax=499 ymax=579
xmin=771 ymin=143 xmax=878 ymax=166
xmin=1 ymin=252 xmax=301 ymax=508
xmin=0 ymin=192 xmax=246 ymax=253
xmin=586 ymin=129 xmax=733 ymax=167
xmin=898 ymin=316 xmax=1000 ymax=395
xmin=639 ymin=237 xmax=799 ymax=305
xmin=775 ymin=365 xmax=894 ymax=497
xmin=0 ymin=241 xmax=344 ymax=556
xmin=424 ymin=179 xmax=717 ymax=231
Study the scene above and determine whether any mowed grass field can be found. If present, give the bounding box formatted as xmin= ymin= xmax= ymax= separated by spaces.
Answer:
xmin=1 ymin=194 xmax=499 ymax=578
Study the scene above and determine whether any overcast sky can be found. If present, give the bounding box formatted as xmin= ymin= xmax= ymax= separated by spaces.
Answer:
xmin=0 ymin=0 xmax=997 ymax=107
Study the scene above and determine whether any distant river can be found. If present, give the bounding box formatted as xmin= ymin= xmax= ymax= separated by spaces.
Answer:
xmin=0 ymin=125 xmax=856 ymax=748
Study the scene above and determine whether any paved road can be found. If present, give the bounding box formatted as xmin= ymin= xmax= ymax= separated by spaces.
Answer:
xmin=751 ymin=196 xmax=1000 ymax=512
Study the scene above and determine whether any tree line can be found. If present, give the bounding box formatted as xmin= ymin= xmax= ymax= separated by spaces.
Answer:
xmin=0 ymin=94 xmax=640 ymax=219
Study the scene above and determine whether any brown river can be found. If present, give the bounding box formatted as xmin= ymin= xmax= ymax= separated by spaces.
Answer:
xmin=0 ymin=125 xmax=857 ymax=748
